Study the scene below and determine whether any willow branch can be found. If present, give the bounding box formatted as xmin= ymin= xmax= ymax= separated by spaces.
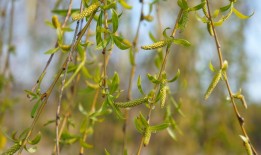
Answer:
xmin=205 ymin=0 xmax=258 ymax=154
xmin=136 ymin=9 xmax=183 ymax=155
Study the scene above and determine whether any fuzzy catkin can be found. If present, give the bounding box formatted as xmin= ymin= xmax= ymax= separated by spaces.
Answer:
xmin=204 ymin=70 xmax=222 ymax=100
xmin=143 ymin=127 xmax=151 ymax=146
xmin=141 ymin=39 xmax=173 ymax=50
xmin=72 ymin=2 xmax=100 ymax=21
xmin=114 ymin=97 xmax=148 ymax=108
xmin=2 ymin=144 xmax=21 ymax=155
xmin=52 ymin=15 xmax=60 ymax=29
xmin=160 ymin=86 xmax=167 ymax=108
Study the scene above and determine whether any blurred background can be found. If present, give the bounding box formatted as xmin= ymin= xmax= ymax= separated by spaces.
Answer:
xmin=0 ymin=0 xmax=261 ymax=154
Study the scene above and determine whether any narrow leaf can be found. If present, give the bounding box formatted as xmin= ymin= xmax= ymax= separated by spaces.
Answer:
xmin=137 ymin=75 xmax=145 ymax=95
xmin=168 ymin=69 xmax=180 ymax=83
xmin=232 ymin=8 xmax=254 ymax=19
xmin=44 ymin=47 xmax=59 ymax=54
xmin=112 ymin=35 xmax=132 ymax=50
xmin=173 ymin=39 xmax=191 ymax=47
xmin=111 ymin=9 xmax=118 ymax=33
xmin=150 ymin=123 xmax=169 ymax=132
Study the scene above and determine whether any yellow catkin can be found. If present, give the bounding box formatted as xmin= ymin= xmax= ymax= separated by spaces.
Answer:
xmin=204 ymin=70 xmax=222 ymax=100
xmin=244 ymin=141 xmax=253 ymax=155
xmin=114 ymin=97 xmax=148 ymax=108
xmin=2 ymin=144 xmax=21 ymax=155
xmin=72 ymin=2 xmax=100 ymax=21
xmin=160 ymin=86 xmax=167 ymax=108
xmin=143 ymin=127 xmax=151 ymax=146
xmin=52 ymin=15 xmax=60 ymax=29
xmin=141 ymin=39 xmax=173 ymax=50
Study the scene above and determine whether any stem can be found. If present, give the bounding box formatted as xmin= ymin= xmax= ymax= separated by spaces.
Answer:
xmin=31 ymin=0 xmax=74 ymax=93
xmin=17 ymin=12 xmax=95 ymax=155
xmin=55 ymin=2 xmax=82 ymax=154
xmin=205 ymin=0 xmax=258 ymax=154
xmin=136 ymin=9 xmax=183 ymax=155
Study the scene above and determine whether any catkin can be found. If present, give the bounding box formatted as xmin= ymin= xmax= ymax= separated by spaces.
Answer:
xmin=160 ymin=86 xmax=167 ymax=108
xmin=207 ymin=22 xmax=214 ymax=36
xmin=2 ymin=144 xmax=21 ymax=155
xmin=141 ymin=39 xmax=173 ymax=50
xmin=143 ymin=127 xmax=151 ymax=146
xmin=52 ymin=15 xmax=60 ymax=29
xmin=114 ymin=97 xmax=148 ymax=108
xmin=244 ymin=141 xmax=253 ymax=155
xmin=204 ymin=70 xmax=222 ymax=100
xmin=72 ymin=2 xmax=100 ymax=21
xmin=201 ymin=0 xmax=209 ymax=18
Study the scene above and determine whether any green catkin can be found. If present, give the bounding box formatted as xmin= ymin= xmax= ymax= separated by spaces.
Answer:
xmin=204 ymin=70 xmax=222 ymax=100
xmin=2 ymin=144 xmax=21 ymax=155
xmin=207 ymin=22 xmax=214 ymax=36
xmin=114 ymin=97 xmax=148 ymax=108
xmin=52 ymin=15 xmax=60 ymax=29
xmin=143 ymin=127 xmax=151 ymax=146
xmin=141 ymin=39 xmax=173 ymax=50
xmin=72 ymin=2 xmax=100 ymax=21
xmin=160 ymin=86 xmax=167 ymax=108
xmin=201 ymin=0 xmax=209 ymax=18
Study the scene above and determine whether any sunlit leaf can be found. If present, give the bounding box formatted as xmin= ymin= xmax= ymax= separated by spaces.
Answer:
xmin=150 ymin=123 xmax=169 ymax=132
xmin=44 ymin=47 xmax=59 ymax=54
xmin=232 ymin=8 xmax=254 ymax=19
xmin=28 ymin=132 xmax=41 ymax=145
xmin=168 ymin=69 xmax=180 ymax=83
xmin=119 ymin=0 xmax=132 ymax=9
xmin=173 ymin=39 xmax=191 ymax=47
xmin=112 ymin=35 xmax=132 ymax=50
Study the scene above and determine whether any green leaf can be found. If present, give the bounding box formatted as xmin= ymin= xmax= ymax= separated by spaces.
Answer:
xmin=162 ymin=27 xmax=171 ymax=39
xmin=52 ymin=9 xmax=80 ymax=16
xmin=96 ymin=11 xmax=103 ymax=46
xmin=188 ymin=2 xmax=205 ymax=12
xmin=107 ymin=95 xmax=124 ymax=119
xmin=110 ymin=72 xmax=120 ymax=94
xmin=150 ymin=123 xmax=169 ymax=132
xmin=78 ymin=103 xmax=88 ymax=116
xmin=167 ymin=128 xmax=177 ymax=140
xmin=44 ymin=47 xmax=59 ymax=54
xmin=19 ymin=128 xmax=30 ymax=140
xmin=149 ymin=31 xmax=157 ymax=42
xmin=102 ymin=1 xmax=117 ymax=10
xmin=24 ymin=90 xmax=37 ymax=98
xmin=129 ymin=47 xmax=135 ymax=66
xmin=80 ymin=139 xmax=93 ymax=148
xmin=220 ymin=3 xmax=232 ymax=12
xmin=147 ymin=74 xmax=160 ymax=84
xmin=119 ymin=0 xmax=132 ymax=9
xmin=96 ymin=37 xmax=111 ymax=50
xmin=209 ymin=61 xmax=216 ymax=72
xmin=178 ymin=11 xmax=189 ymax=31
xmin=111 ymin=9 xmax=118 ymax=33
xmin=173 ymin=39 xmax=191 ymax=47
xmin=137 ymin=75 xmax=145 ymax=95
xmin=134 ymin=117 xmax=144 ymax=133
xmin=139 ymin=113 xmax=148 ymax=126
xmin=31 ymin=99 xmax=41 ymax=118
xmin=25 ymin=146 xmax=37 ymax=153
xmin=112 ymin=35 xmax=132 ymax=50
xmin=177 ymin=0 xmax=188 ymax=9
xmin=28 ymin=132 xmax=41 ymax=145
xmin=168 ymin=69 xmax=180 ymax=83
xmin=232 ymin=8 xmax=254 ymax=19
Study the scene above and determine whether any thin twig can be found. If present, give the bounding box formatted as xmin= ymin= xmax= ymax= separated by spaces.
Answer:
xmin=17 ymin=11 xmax=96 ymax=155
xmin=31 ymin=0 xmax=74 ymax=93
xmin=136 ymin=9 xmax=183 ymax=155
xmin=205 ymin=0 xmax=258 ymax=154
xmin=55 ymin=2 xmax=83 ymax=154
